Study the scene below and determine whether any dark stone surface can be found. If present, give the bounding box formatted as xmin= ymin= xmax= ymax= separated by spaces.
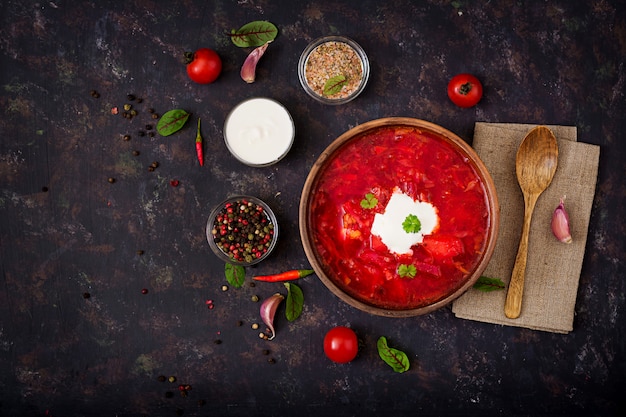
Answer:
xmin=0 ymin=1 xmax=624 ymax=416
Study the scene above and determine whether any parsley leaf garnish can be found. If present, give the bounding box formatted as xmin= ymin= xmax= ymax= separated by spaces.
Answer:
xmin=402 ymin=214 xmax=421 ymax=233
xmin=398 ymin=264 xmax=417 ymax=278
xmin=360 ymin=193 xmax=378 ymax=209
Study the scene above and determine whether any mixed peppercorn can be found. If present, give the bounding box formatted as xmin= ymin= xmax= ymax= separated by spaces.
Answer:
xmin=211 ymin=198 xmax=275 ymax=264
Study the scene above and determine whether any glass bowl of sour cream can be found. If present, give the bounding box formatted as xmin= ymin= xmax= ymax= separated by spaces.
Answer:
xmin=223 ymin=97 xmax=295 ymax=167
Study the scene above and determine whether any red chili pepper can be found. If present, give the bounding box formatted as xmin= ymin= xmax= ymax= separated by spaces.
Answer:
xmin=253 ymin=269 xmax=315 ymax=282
xmin=195 ymin=118 xmax=204 ymax=166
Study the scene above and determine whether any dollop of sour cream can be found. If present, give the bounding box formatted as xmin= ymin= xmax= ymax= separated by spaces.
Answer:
xmin=370 ymin=190 xmax=439 ymax=254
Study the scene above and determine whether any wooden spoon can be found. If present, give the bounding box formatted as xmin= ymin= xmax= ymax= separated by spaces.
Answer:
xmin=504 ymin=126 xmax=559 ymax=319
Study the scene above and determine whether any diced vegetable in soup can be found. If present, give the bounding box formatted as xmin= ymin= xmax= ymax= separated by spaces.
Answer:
xmin=309 ymin=126 xmax=490 ymax=310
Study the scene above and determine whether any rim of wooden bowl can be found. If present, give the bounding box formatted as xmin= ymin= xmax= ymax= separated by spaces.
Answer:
xmin=299 ymin=117 xmax=500 ymax=317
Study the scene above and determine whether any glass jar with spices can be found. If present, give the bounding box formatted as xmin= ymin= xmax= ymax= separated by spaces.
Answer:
xmin=298 ymin=36 xmax=370 ymax=105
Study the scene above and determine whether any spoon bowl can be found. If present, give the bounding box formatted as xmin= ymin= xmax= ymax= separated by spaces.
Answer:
xmin=504 ymin=126 xmax=559 ymax=319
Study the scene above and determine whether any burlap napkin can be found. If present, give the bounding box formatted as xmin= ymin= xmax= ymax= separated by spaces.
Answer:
xmin=451 ymin=122 xmax=600 ymax=333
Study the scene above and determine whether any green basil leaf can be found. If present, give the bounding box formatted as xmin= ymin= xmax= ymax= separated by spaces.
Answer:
xmin=473 ymin=276 xmax=506 ymax=292
xmin=284 ymin=282 xmax=303 ymax=322
xmin=157 ymin=109 xmax=190 ymax=136
xmin=225 ymin=263 xmax=245 ymax=288
xmin=377 ymin=336 xmax=410 ymax=373
xmin=230 ymin=21 xmax=278 ymax=47
xmin=323 ymin=75 xmax=347 ymax=96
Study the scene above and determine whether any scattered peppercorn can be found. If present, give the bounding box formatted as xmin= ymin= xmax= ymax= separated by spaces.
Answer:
xmin=251 ymin=323 xmax=259 ymax=330
xmin=221 ymin=285 xmax=228 ymax=292
xmin=136 ymin=98 xmax=143 ymax=104
xmin=151 ymin=161 xmax=159 ymax=168
xmin=127 ymin=94 xmax=136 ymax=101
xmin=148 ymin=166 xmax=154 ymax=172
xmin=259 ymin=332 xmax=266 ymax=339
xmin=157 ymin=375 xmax=166 ymax=382
xmin=148 ymin=108 xmax=155 ymax=113
xmin=130 ymin=109 xmax=138 ymax=117
xmin=123 ymin=134 xmax=131 ymax=141
xmin=137 ymin=130 xmax=145 ymax=137
xmin=141 ymin=288 xmax=148 ymax=294
xmin=236 ymin=320 xmax=243 ymax=327
xmin=90 ymin=90 xmax=100 ymax=98
xmin=145 ymin=124 xmax=152 ymax=130
xmin=213 ymin=339 xmax=222 ymax=345
xmin=132 ymin=150 xmax=140 ymax=156
xmin=151 ymin=113 xmax=159 ymax=119
xmin=41 ymin=186 xmax=48 ymax=192
xmin=170 ymin=179 xmax=179 ymax=187
xmin=268 ymin=358 xmax=276 ymax=364
xmin=262 ymin=349 xmax=270 ymax=355
xmin=148 ymin=131 xmax=155 ymax=137
xmin=168 ymin=376 xmax=176 ymax=383
xmin=165 ymin=391 xmax=174 ymax=398
xmin=251 ymin=295 xmax=259 ymax=302
xmin=82 ymin=292 xmax=90 ymax=299
xmin=249 ymin=282 xmax=256 ymax=288
xmin=108 ymin=177 xmax=115 ymax=183
xmin=123 ymin=104 xmax=132 ymax=111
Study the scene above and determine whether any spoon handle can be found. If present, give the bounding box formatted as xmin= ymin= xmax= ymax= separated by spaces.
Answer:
xmin=505 ymin=193 xmax=539 ymax=319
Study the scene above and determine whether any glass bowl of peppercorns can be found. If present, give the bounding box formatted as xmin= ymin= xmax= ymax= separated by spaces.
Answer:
xmin=206 ymin=195 xmax=279 ymax=266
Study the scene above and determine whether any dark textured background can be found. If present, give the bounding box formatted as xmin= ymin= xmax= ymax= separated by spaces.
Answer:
xmin=1 ymin=1 xmax=624 ymax=416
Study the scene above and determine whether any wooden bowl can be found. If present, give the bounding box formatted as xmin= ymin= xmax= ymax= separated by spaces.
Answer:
xmin=299 ymin=118 xmax=499 ymax=317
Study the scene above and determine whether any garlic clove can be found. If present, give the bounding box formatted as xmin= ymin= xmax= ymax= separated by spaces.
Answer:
xmin=240 ymin=41 xmax=271 ymax=83
xmin=551 ymin=196 xmax=572 ymax=244
xmin=259 ymin=292 xmax=284 ymax=340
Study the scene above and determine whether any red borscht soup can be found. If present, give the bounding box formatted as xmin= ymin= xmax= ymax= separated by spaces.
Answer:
xmin=304 ymin=122 xmax=493 ymax=311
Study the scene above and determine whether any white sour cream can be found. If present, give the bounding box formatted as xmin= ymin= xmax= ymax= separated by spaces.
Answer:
xmin=224 ymin=97 xmax=295 ymax=166
xmin=370 ymin=190 xmax=439 ymax=254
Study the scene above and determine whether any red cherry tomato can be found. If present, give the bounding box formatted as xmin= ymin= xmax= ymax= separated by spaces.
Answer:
xmin=323 ymin=326 xmax=358 ymax=363
xmin=186 ymin=48 xmax=222 ymax=84
xmin=447 ymin=73 xmax=483 ymax=108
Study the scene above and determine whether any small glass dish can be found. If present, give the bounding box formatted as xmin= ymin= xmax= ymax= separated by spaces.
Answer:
xmin=206 ymin=195 xmax=279 ymax=266
xmin=223 ymin=97 xmax=295 ymax=167
xmin=298 ymin=36 xmax=370 ymax=105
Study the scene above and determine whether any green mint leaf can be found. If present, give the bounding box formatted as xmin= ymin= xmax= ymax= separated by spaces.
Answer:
xmin=230 ymin=21 xmax=278 ymax=47
xmin=402 ymin=214 xmax=422 ymax=233
xmin=284 ymin=282 xmax=304 ymax=322
xmin=398 ymin=264 xmax=417 ymax=278
xmin=377 ymin=336 xmax=410 ymax=373
xmin=473 ymin=276 xmax=506 ymax=292
xmin=157 ymin=109 xmax=190 ymax=136
xmin=323 ymin=75 xmax=348 ymax=96
xmin=360 ymin=193 xmax=378 ymax=209
xmin=225 ymin=263 xmax=246 ymax=288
